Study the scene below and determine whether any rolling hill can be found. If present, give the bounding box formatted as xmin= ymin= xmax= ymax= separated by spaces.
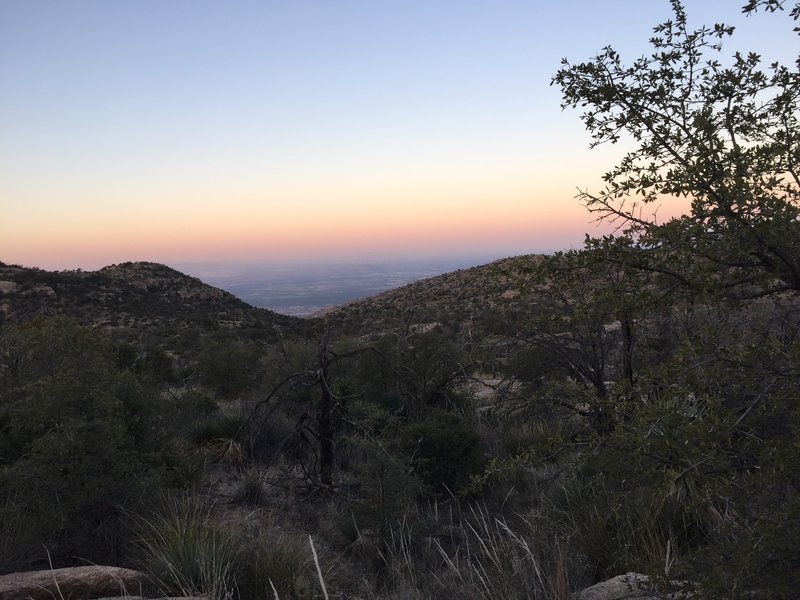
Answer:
xmin=0 ymin=260 xmax=302 ymax=337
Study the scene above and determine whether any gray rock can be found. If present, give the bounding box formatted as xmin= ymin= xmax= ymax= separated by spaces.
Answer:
xmin=575 ymin=573 xmax=662 ymax=600
xmin=96 ymin=597 xmax=207 ymax=600
xmin=0 ymin=566 xmax=145 ymax=600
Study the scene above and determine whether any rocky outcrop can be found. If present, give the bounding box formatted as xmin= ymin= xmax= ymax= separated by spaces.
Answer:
xmin=0 ymin=566 xmax=145 ymax=600
xmin=575 ymin=573 xmax=665 ymax=600
xmin=500 ymin=289 xmax=521 ymax=299
xmin=0 ymin=281 xmax=18 ymax=294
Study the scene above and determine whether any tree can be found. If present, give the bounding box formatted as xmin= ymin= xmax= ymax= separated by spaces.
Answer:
xmin=553 ymin=0 xmax=800 ymax=298
xmin=551 ymin=2 xmax=800 ymax=595
xmin=0 ymin=317 xmax=178 ymax=565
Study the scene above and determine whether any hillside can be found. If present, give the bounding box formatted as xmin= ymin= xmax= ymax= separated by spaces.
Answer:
xmin=318 ymin=254 xmax=546 ymax=334
xmin=0 ymin=257 xmax=546 ymax=339
xmin=2 ymin=251 xmax=799 ymax=598
xmin=0 ymin=261 xmax=302 ymax=336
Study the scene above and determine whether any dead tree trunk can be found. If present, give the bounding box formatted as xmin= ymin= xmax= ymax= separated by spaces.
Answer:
xmin=316 ymin=333 xmax=337 ymax=490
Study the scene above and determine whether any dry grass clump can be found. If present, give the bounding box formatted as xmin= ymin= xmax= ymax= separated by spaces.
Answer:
xmin=130 ymin=495 xmax=240 ymax=600
xmin=340 ymin=499 xmax=580 ymax=600
xmin=129 ymin=495 xmax=314 ymax=600
xmin=430 ymin=504 xmax=573 ymax=600
xmin=189 ymin=405 xmax=251 ymax=466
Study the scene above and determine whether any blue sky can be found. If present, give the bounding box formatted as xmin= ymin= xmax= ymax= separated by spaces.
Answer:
xmin=1 ymin=1 xmax=796 ymax=269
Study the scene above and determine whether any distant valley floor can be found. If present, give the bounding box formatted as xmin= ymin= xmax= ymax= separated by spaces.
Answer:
xmin=182 ymin=257 xmax=497 ymax=316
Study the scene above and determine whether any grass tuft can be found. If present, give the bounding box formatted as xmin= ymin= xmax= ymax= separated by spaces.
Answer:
xmin=130 ymin=495 xmax=241 ymax=600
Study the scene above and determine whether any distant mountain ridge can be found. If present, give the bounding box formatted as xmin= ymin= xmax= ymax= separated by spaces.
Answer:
xmin=0 ymin=255 xmax=548 ymax=343
xmin=0 ymin=260 xmax=300 ymax=334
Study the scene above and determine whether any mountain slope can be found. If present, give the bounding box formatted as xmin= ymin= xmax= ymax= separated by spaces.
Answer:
xmin=316 ymin=255 xmax=545 ymax=334
xmin=0 ymin=261 xmax=301 ymax=335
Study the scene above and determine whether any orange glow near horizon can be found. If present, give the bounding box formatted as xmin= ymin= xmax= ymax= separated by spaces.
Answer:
xmin=3 ymin=166 xmax=693 ymax=271
xmin=2 ymin=1 xmax=791 ymax=273
xmin=4 ymin=162 xmax=610 ymax=270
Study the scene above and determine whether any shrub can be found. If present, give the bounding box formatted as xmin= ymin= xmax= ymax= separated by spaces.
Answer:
xmin=347 ymin=437 xmax=421 ymax=537
xmin=132 ymin=495 xmax=313 ymax=600
xmin=399 ymin=411 xmax=486 ymax=496
xmin=196 ymin=339 xmax=263 ymax=398
xmin=435 ymin=505 xmax=577 ymax=600
xmin=237 ymin=532 xmax=310 ymax=600
xmin=0 ymin=317 xmax=176 ymax=564
xmin=235 ymin=468 xmax=267 ymax=506
xmin=190 ymin=405 xmax=251 ymax=466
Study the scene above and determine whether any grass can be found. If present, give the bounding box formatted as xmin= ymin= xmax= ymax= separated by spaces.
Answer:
xmin=234 ymin=468 xmax=267 ymax=505
xmin=433 ymin=504 xmax=572 ymax=600
xmin=130 ymin=494 xmax=317 ymax=600
xmin=190 ymin=405 xmax=251 ymax=466
xmin=129 ymin=495 xmax=241 ymax=600
xmin=344 ymin=499 xmax=577 ymax=600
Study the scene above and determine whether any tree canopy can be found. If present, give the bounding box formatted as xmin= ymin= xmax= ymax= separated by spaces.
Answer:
xmin=553 ymin=0 xmax=800 ymax=298
xmin=549 ymin=2 xmax=800 ymax=595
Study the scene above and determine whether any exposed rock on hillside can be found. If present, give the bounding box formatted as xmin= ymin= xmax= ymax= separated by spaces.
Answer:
xmin=0 ymin=261 xmax=300 ymax=336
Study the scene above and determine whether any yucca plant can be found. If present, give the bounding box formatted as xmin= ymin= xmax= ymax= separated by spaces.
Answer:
xmin=190 ymin=406 xmax=250 ymax=466
xmin=130 ymin=495 xmax=241 ymax=600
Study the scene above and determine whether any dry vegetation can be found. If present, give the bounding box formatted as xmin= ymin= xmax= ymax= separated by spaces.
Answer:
xmin=3 ymin=249 xmax=797 ymax=598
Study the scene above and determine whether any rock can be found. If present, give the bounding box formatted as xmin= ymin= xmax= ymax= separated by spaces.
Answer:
xmin=96 ymin=597 xmax=207 ymax=600
xmin=501 ymin=289 xmax=521 ymax=299
xmin=0 ymin=566 xmax=146 ymax=600
xmin=575 ymin=572 xmax=662 ymax=600
xmin=0 ymin=281 xmax=17 ymax=294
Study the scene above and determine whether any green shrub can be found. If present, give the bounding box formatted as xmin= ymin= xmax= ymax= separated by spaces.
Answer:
xmin=435 ymin=505 xmax=578 ymax=600
xmin=0 ymin=317 xmax=177 ymax=564
xmin=196 ymin=339 xmax=263 ymax=398
xmin=250 ymin=408 xmax=296 ymax=464
xmin=399 ymin=411 xmax=486 ymax=496
xmin=237 ymin=532 xmax=310 ymax=600
xmin=347 ymin=438 xmax=421 ymax=536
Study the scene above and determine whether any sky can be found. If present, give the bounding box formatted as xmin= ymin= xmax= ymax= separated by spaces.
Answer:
xmin=1 ymin=1 xmax=797 ymax=271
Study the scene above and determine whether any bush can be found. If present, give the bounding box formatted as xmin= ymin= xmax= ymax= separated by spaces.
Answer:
xmin=196 ymin=339 xmax=263 ymax=398
xmin=347 ymin=437 xmax=421 ymax=537
xmin=189 ymin=405 xmax=251 ymax=466
xmin=132 ymin=495 xmax=312 ymax=600
xmin=435 ymin=505 xmax=577 ymax=600
xmin=0 ymin=317 xmax=178 ymax=564
xmin=237 ymin=531 xmax=310 ymax=600
xmin=235 ymin=468 xmax=267 ymax=506
xmin=399 ymin=411 xmax=486 ymax=496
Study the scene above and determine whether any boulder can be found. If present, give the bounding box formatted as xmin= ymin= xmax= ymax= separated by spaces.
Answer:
xmin=0 ymin=566 xmax=146 ymax=600
xmin=575 ymin=573 xmax=662 ymax=600
xmin=500 ymin=289 xmax=521 ymax=299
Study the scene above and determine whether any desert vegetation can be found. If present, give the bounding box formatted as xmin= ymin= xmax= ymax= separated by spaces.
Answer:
xmin=1 ymin=1 xmax=799 ymax=598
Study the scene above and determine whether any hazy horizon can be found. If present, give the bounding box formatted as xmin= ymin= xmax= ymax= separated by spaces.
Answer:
xmin=4 ymin=245 xmax=556 ymax=273
xmin=2 ymin=251 xmax=537 ymax=316
xmin=179 ymin=253 xmax=510 ymax=316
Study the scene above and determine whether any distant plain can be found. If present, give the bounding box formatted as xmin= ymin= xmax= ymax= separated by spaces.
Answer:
xmin=177 ymin=255 xmax=500 ymax=316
